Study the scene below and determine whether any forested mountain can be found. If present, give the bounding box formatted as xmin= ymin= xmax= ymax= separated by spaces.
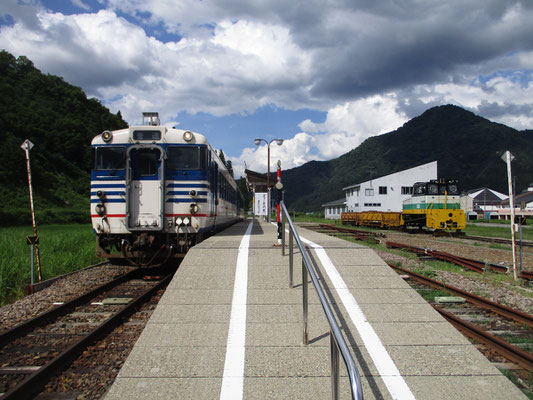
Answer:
xmin=282 ymin=105 xmax=533 ymax=212
xmin=0 ymin=50 xmax=127 ymax=225
xmin=1 ymin=51 xmax=531 ymax=222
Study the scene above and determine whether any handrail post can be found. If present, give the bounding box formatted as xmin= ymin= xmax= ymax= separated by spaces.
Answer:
xmin=282 ymin=212 xmax=286 ymax=256
xmin=302 ymin=258 xmax=308 ymax=345
xmin=330 ymin=332 xmax=340 ymax=400
xmin=289 ymin=229 xmax=294 ymax=288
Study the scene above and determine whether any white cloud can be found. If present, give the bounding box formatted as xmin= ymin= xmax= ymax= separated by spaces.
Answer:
xmin=1 ymin=0 xmax=532 ymax=175
xmin=411 ymin=72 xmax=533 ymax=129
xmin=232 ymin=95 xmax=408 ymax=177
xmin=71 ymin=0 xmax=91 ymax=11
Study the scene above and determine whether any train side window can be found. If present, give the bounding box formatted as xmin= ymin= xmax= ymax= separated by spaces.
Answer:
xmin=94 ymin=147 xmax=126 ymax=170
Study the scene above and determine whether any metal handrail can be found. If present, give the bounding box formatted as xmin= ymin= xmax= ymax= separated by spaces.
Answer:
xmin=280 ymin=201 xmax=363 ymax=400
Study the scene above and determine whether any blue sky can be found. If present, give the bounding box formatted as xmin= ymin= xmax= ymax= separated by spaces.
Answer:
xmin=1 ymin=0 xmax=532 ymax=177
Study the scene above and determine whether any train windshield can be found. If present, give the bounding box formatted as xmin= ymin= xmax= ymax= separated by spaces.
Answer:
xmin=427 ymin=183 xmax=438 ymax=195
xmin=94 ymin=147 xmax=126 ymax=170
xmin=167 ymin=146 xmax=207 ymax=170
xmin=447 ymin=183 xmax=459 ymax=195
xmin=413 ymin=183 xmax=426 ymax=196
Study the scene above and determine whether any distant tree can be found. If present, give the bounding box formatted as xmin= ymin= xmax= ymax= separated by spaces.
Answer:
xmin=218 ymin=149 xmax=226 ymax=166
xmin=226 ymin=159 xmax=234 ymax=177
xmin=0 ymin=50 xmax=129 ymax=225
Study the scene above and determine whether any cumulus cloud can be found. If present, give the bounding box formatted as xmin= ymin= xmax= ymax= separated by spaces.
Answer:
xmin=1 ymin=0 xmax=533 ymax=177
xmin=231 ymin=95 xmax=408 ymax=177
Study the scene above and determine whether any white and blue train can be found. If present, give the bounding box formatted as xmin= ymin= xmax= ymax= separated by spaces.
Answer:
xmin=91 ymin=112 xmax=243 ymax=265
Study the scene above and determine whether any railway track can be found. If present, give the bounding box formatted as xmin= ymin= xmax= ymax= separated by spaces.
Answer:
xmin=0 ymin=265 xmax=176 ymax=399
xmin=387 ymin=262 xmax=533 ymax=373
xmin=312 ymin=224 xmax=532 ymax=280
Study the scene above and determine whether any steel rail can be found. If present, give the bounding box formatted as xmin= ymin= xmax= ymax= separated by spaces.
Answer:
xmin=0 ymin=268 xmax=139 ymax=348
xmin=385 ymin=241 xmax=511 ymax=274
xmin=318 ymin=224 xmax=381 ymax=243
xmin=464 ymin=234 xmax=533 ymax=248
xmin=2 ymin=272 xmax=174 ymax=400
xmin=433 ymin=305 xmax=533 ymax=371
xmin=386 ymin=262 xmax=533 ymax=328
xmin=280 ymin=202 xmax=363 ymax=400
xmin=521 ymin=270 xmax=533 ymax=281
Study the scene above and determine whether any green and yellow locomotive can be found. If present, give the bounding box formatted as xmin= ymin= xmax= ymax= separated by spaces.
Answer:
xmin=402 ymin=179 xmax=465 ymax=232
xmin=341 ymin=179 xmax=466 ymax=233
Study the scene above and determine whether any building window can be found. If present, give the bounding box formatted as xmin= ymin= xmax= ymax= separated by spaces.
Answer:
xmin=364 ymin=203 xmax=381 ymax=207
xmin=379 ymin=186 xmax=387 ymax=195
xmin=365 ymin=188 xmax=374 ymax=196
xmin=401 ymin=186 xmax=413 ymax=195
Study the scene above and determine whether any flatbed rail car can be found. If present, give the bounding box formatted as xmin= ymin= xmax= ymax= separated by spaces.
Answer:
xmin=90 ymin=112 xmax=243 ymax=264
xmin=341 ymin=179 xmax=466 ymax=233
xmin=341 ymin=211 xmax=403 ymax=228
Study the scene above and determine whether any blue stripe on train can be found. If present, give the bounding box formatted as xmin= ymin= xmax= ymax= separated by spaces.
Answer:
xmin=90 ymin=199 xmax=126 ymax=203
xmin=166 ymin=183 xmax=209 ymax=188
xmin=91 ymin=183 xmax=126 ymax=188
xmin=166 ymin=198 xmax=208 ymax=203
xmin=90 ymin=191 xmax=126 ymax=196
xmin=166 ymin=191 xmax=208 ymax=196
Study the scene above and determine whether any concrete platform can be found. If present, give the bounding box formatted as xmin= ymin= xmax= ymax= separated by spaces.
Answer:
xmin=105 ymin=219 xmax=526 ymax=399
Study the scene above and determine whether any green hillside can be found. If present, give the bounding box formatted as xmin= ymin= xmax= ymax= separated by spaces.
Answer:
xmin=282 ymin=105 xmax=533 ymax=211
xmin=0 ymin=50 xmax=128 ymax=226
xmin=2 ymin=51 xmax=531 ymax=219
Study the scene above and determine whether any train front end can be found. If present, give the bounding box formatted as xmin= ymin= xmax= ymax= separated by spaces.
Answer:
xmin=91 ymin=119 xmax=215 ymax=264
xmin=402 ymin=179 xmax=466 ymax=232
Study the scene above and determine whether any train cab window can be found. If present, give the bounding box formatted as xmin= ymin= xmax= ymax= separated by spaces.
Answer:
xmin=135 ymin=149 xmax=160 ymax=176
xmin=448 ymin=184 xmax=459 ymax=195
xmin=94 ymin=147 xmax=126 ymax=170
xmin=413 ymin=184 xmax=426 ymax=196
xmin=428 ymin=184 xmax=438 ymax=195
xmin=167 ymin=146 xmax=207 ymax=170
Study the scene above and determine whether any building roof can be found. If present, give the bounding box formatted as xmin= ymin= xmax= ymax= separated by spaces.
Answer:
xmin=465 ymin=188 xmax=508 ymax=202
xmin=501 ymin=189 xmax=533 ymax=207
xmin=322 ymin=198 xmax=346 ymax=207
xmin=244 ymin=169 xmax=277 ymax=192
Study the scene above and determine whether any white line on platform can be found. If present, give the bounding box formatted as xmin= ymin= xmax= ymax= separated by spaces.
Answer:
xmin=276 ymin=222 xmax=415 ymax=399
xmin=220 ymin=220 xmax=254 ymax=400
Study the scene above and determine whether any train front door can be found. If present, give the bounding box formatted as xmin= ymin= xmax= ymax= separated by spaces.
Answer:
xmin=126 ymin=147 xmax=164 ymax=231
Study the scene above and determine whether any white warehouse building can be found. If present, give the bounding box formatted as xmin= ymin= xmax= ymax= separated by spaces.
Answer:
xmin=343 ymin=161 xmax=438 ymax=213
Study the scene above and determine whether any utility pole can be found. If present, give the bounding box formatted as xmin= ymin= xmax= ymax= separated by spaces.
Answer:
xmin=502 ymin=151 xmax=518 ymax=280
xmin=21 ymin=139 xmax=42 ymax=284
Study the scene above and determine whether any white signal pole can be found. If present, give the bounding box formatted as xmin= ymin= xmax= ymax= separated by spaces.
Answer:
xmin=21 ymin=139 xmax=42 ymax=282
xmin=502 ymin=151 xmax=518 ymax=280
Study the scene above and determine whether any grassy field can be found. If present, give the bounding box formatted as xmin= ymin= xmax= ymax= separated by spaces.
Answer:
xmin=0 ymin=224 xmax=99 ymax=305
xmin=465 ymin=223 xmax=533 ymax=241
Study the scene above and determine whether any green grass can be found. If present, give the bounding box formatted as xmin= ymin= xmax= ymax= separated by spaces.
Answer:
xmin=465 ymin=223 xmax=533 ymax=241
xmin=0 ymin=224 xmax=99 ymax=305
xmin=498 ymin=368 xmax=533 ymax=399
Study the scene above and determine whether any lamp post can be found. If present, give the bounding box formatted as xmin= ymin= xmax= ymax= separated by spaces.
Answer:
xmin=254 ymin=138 xmax=284 ymax=222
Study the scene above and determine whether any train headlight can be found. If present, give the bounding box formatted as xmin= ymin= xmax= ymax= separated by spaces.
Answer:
xmin=190 ymin=189 xmax=197 ymax=197
xmin=102 ymin=131 xmax=113 ymax=142
xmin=183 ymin=131 xmax=193 ymax=142
xmin=176 ymin=217 xmax=183 ymax=225
xmin=190 ymin=203 xmax=199 ymax=214
xmin=183 ymin=217 xmax=190 ymax=225
xmin=95 ymin=204 xmax=106 ymax=217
